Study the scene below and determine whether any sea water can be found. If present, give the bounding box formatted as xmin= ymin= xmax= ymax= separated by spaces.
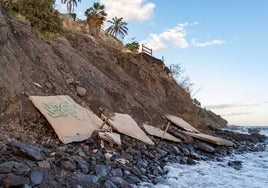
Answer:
xmin=140 ymin=126 xmax=268 ymax=188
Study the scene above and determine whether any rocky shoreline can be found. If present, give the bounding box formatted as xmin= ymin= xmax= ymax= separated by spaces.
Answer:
xmin=0 ymin=125 xmax=266 ymax=188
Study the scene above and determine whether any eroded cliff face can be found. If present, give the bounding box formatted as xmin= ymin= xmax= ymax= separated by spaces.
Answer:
xmin=0 ymin=4 xmax=227 ymax=136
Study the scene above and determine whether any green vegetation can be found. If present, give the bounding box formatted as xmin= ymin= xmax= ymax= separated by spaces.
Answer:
xmin=85 ymin=2 xmax=107 ymax=38
xmin=106 ymin=17 xmax=128 ymax=40
xmin=4 ymin=0 xmax=61 ymax=32
xmin=61 ymin=0 xmax=81 ymax=13
xmin=125 ymin=40 xmax=140 ymax=52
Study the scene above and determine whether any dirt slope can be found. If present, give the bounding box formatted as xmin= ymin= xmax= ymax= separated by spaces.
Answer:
xmin=0 ymin=4 xmax=227 ymax=138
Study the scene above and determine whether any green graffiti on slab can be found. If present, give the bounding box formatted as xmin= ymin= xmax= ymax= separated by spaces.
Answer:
xmin=42 ymin=102 xmax=85 ymax=120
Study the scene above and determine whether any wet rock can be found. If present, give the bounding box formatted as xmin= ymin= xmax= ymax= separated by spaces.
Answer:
xmin=120 ymin=153 xmax=133 ymax=162
xmin=14 ymin=162 xmax=30 ymax=175
xmin=228 ymin=160 xmax=243 ymax=170
xmin=30 ymin=169 xmax=44 ymax=186
xmin=11 ymin=141 xmax=45 ymax=161
xmin=126 ymin=174 xmax=141 ymax=184
xmin=124 ymin=170 xmax=131 ymax=176
xmin=95 ymin=165 xmax=111 ymax=178
xmin=0 ymin=161 xmax=16 ymax=173
xmin=182 ymin=148 xmax=190 ymax=156
xmin=71 ymin=173 xmax=99 ymax=184
xmin=153 ymin=176 xmax=169 ymax=185
xmin=108 ymin=177 xmax=132 ymax=188
xmin=189 ymin=152 xmax=201 ymax=160
xmin=3 ymin=175 xmax=30 ymax=187
xmin=104 ymin=180 xmax=117 ymax=188
xmin=60 ymin=160 xmax=76 ymax=171
xmin=131 ymin=166 xmax=141 ymax=176
xmin=68 ymin=155 xmax=89 ymax=173
xmin=76 ymin=86 xmax=87 ymax=97
xmin=187 ymin=158 xmax=197 ymax=165
xmin=156 ymin=148 xmax=168 ymax=157
xmin=111 ymin=168 xmax=123 ymax=177
xmin=197 ymin=142 xmax=215 ymax=153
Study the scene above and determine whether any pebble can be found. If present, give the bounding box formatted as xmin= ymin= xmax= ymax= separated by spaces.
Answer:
xmin=95 ymin=165 xmax=111 ymax=178
xmin=30 ymin=170 xmax=44 ymax=186
xmin=11 ymin=141 xmax=45 ymax=161
xmin=76 ymin=86 xmax=87 ymax=97
xmin=71 ymin=173 xmax=99 ymax=184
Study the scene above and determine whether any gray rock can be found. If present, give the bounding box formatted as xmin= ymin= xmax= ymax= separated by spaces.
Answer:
xmin=95 ymin=165 xmax=111 ymax=178
xmin=3 ymin=175 xmax=30 ymax=187
xmin=228 ymin=160 xmax=243 ymax=170
xmin=0 ymin=161 xmax=16 ymax=173
xmin=14 ymin=162 xmax=30 ymax=175
xmin=11 ymin=141 xmax=45 ymax=161
xmin=126 ymin=175 xmax=141 ymax=184
xmin=30 ymin=170 xmax=44 ymax=186
xmin=111 ymin=168 xmax=123 ymax=177
xmin=124 ymin=170 xmax=131 ymax=176
xmin=76 ymin=86 xmax=87 ymax=97
xmin=156 ymin=148 xmax=168 ymax=157
xmin=68 ymin=155 xmax=89 ymax=173
xmin=104 ymin=180 xmax=117 ymax=188
xmin=189 ymin=152 xmax=201 ymax=160
xmin=131 ymin=166 xmax=141 ymax=176
xmin=109 ymin=177 xmax=132 ymax=188
xmin=60 ymin=160 xmax=76 ymax=171
xmin=182 ymin=148 xmax=190 ymax=156
xmin=197 ymin=142 xmax=215 ymax=153
xmin=22 ymin=184 xmax=32 ymax=188
xmin=71 ymin=173 xmax=99 ymax=184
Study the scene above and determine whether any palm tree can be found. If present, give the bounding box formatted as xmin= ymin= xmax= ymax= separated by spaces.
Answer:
xmin=106 ymin=17 xmax=128 ymax=40
xmin=61 ymin=0 xmax=81 ymax=13
xmin=85 ymin=2 xmax=107 ymax=38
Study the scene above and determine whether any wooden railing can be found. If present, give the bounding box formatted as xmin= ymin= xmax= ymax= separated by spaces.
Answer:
xmin=142 ymin=44 xmax=152 ymax=56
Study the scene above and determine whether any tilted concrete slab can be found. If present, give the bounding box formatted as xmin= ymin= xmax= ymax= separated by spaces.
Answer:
xmin=143 ymin=124 xmax=182 ymax=143
xmin=183 ymin=131 xmax=234 ymax=146
xmin=98 ymin=132 xmax=121 ymax=146
xmin=108 ymin=113 xmax=154 ymax=145
xmin=29 ymin=95 xmax=102 ymax=144
xmin=165 ymin=114 xmax=200 ymax=133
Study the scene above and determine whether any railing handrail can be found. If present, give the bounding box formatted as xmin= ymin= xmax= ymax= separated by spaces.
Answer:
xmin=142 ymin=44 xmax=152 ymax=56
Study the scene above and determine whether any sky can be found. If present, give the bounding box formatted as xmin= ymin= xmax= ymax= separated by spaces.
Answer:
xmin=55 ymin=0 xmax=268 ymax=126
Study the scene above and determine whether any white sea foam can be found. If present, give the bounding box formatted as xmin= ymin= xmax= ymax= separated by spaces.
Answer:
xmin=140 ymin=126 xmax=268 ymax=188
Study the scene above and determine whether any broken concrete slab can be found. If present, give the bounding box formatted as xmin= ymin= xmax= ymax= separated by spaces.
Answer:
xmin=107 ymin=113 xmax=154 ymax=145
xmin=98 ymin=132 xmax=121 ymax=146
xmin=165 ymin=114 xmax=200 ymax=133
xmin=183 ymin=131 xmax=234 ymax=146
xmin=29 ymin=95 xmax=103 ymax=144
xmin=142 ymin=124 xmax=182 ymax=143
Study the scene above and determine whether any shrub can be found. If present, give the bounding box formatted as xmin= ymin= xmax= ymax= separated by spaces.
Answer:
xmin=125 ymin=41 xmax=140 ymax=52
xmin=4 ymin=0 xmax=61 ymax=32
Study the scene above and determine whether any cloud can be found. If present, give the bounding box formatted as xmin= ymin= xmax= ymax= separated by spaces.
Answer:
xmin=192 ymin=39 xmax=225 ymax=47
xmin=101 ymin=0 xmax=155 ymax=22
xmin=221 ymin=111 xmax=253 ymax=117
xmin=141 ymin=23 xmax=189 ymax=52
xmin=204 ymin=102 xmax=258 ymax=110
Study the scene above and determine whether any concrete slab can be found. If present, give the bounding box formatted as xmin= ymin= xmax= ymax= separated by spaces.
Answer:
xmin=143 ymin=124 xmax=182 ymax=143
xmin=165 ymin=114 xmax=200 ymax=133
xmin=108 ymin=113 xmax=154 ymax=145
xmin=29 ymin=95 xmax=102 ymax=144
xmin=183 ymin=131 xmax=234 ymax=146
xmin=98 ymin=132 xmax=121 ymax=145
